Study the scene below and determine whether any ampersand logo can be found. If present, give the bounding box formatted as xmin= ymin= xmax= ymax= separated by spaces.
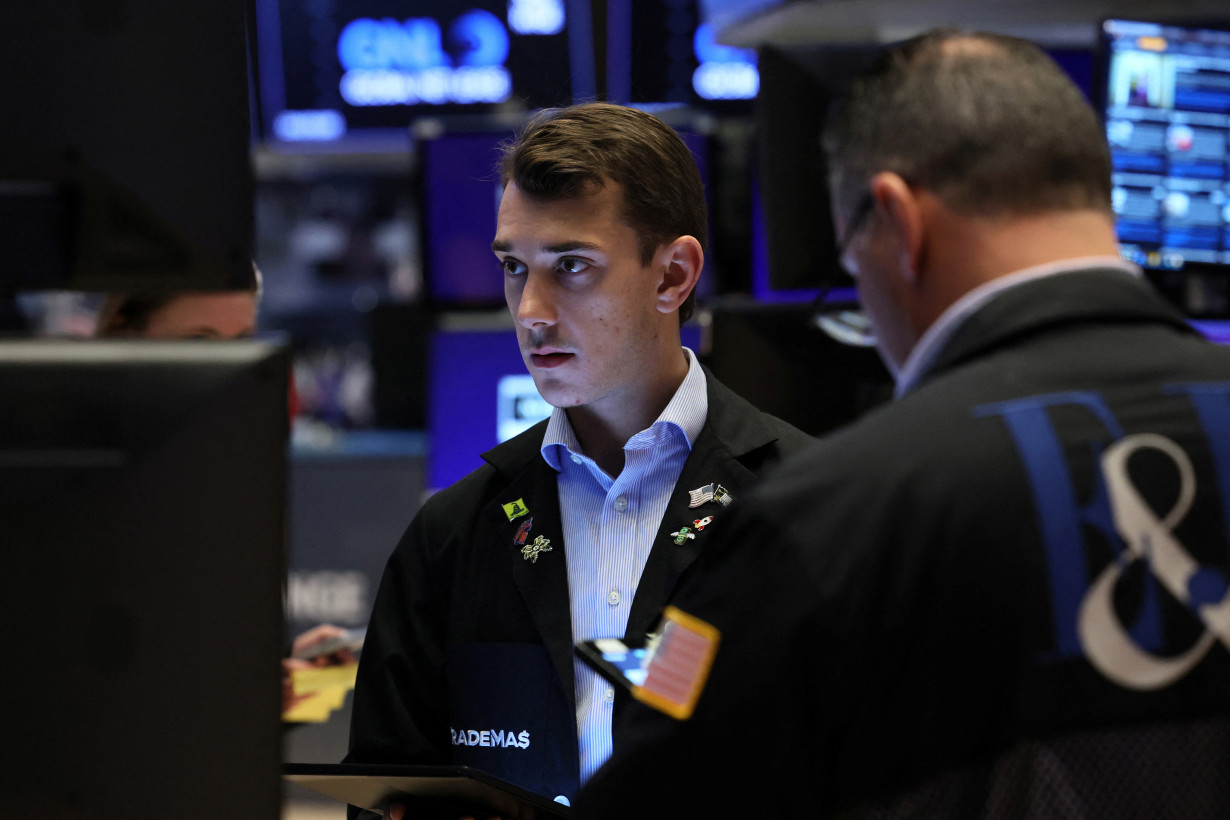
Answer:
xmin=1079 ymin=433 xmax=1230 ymax=690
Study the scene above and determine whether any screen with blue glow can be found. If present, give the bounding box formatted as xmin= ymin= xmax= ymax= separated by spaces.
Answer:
xmin=256 ymin=0 xmax=582 ymax=147
xmin=613 ymin=0 xmax=758 ymax=106
xmin=1101 ymin=19 xmax=1230 ymax=272
xmin=420 ymin=129 xmax=510 ymax=307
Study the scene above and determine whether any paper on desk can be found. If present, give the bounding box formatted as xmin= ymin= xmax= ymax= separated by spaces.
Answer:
xmin=284 ymin=662 xmax=358 ymax=723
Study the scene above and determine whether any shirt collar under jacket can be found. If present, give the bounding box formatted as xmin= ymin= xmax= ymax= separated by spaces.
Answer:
xmin=893 ymin=256 xmax=1143 ymax=398
xmin=540 ymin=346 xmax=708 ymax=474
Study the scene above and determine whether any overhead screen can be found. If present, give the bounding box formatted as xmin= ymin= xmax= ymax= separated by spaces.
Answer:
xmin=609 ymin=0 xmax=759 ymax=107
xmin=1101 ymin=19 xmax=1230 ymax=278
xmin=256 ymin=0 xmax=588 ymax=148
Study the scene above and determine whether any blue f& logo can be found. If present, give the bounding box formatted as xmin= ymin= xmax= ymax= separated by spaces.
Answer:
xmin=975 ymin=383 xmax=1230 ymax=689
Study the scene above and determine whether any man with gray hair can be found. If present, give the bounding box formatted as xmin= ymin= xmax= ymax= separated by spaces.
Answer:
xmin=577 ymin=29 xmax=1230 ymax=819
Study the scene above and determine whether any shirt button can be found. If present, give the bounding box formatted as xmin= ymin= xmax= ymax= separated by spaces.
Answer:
xmin=603 ymin=688 xmax=615 ymax=703
xmin=606 ymin=589 xmax=621 ymax=606
xmin=614 ymin=496 xmax=628 ymax=511
xmin=570 ymin=454 xmax=583 ymax=465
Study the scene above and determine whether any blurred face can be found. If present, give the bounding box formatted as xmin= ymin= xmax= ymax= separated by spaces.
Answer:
xmin=142 ymin=291 xmax=257 ymax=339
xmin=493 ymin=181 xmax=674 ymax=415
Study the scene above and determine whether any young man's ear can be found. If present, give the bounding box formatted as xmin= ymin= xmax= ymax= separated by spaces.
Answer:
xmin=656 ymin=235 xmax=704 ymax=314
xmin=869 ymin=172 xmax=925 ymax=285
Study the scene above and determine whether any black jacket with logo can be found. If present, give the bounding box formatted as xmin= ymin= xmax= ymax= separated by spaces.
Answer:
xmin=346 ymin=368 xmax=811 ymax=809
xmin=578 ymin=270 xmax=1230 ymax=819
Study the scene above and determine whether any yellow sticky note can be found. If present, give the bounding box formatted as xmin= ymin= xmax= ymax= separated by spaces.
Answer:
xmin=283 ymin=662 xmax=359 ymax=723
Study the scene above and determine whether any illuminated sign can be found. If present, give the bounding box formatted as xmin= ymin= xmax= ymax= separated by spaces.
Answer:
xmin=256 ymin=0 xmax=579 ymax=146
xmin=620 ymin=1 xmax=757 ymax=106
xmin=509 ymin=0 xmax=566 ymax=35
xmin=338 ymin=10 xmax=512 ymax=106
xmin=692 ymin=22 xmax=758 ymax=101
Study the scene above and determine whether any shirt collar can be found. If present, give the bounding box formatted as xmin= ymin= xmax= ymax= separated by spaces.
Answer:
xmin=894 ymin=256 xmax=1141 ymax=398
xmin=540 ymin=347 xmax=707 ymax=471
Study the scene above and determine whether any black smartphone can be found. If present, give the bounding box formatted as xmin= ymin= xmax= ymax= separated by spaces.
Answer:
xmin=574 ymin=637 xmax=652 ymax=691
xmin=574 ymin=606 xmax=721 ymax=720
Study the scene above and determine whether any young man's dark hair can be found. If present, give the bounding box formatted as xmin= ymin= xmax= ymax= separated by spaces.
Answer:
xmin=500 ymin=102 xmax=707 ymax=323
xmin=823 ymin=29 xmax=1113 ymax=219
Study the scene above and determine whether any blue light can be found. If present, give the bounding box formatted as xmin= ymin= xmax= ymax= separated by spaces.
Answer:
xmin=449 ymin=9 xmax=510 ymax=67
xmin=335 ymin=10 xmax=513 ymax=107
xmin=337 ymin=18 xmax=448 ymax=72
xmin=508 ymin=0 xmax=565 ymax=35
xmin=693 ymin=22 xmax=756 ymax=65
xmin=273 ymin=109 xmax=346 ymax=142
xmin=692 ymin=22 xmax=758 ymax=100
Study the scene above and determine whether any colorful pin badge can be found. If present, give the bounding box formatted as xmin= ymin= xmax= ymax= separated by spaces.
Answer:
xmin=688 ymin=483 xmax=734 ymax=508
xmin=514 ymin=518 xmax=533 ymax=546
xmin=671 ymin=527 xmax=696 ymax=545
xmin=687 ymin=483 xmax=716 ymax=508
xmin=502 ymin=498 xmax=529 ymax=522
xmin=521 ymin=535 xmax=553 ymax=563
xmin=693 ymin=516 xmax=714 ymax=530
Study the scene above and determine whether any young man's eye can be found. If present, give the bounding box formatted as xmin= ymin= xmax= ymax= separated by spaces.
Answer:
xmin=501 ymin=258 xmax=527 ymax=276
xmin=558 ymin=257 xmax=589 ymax=274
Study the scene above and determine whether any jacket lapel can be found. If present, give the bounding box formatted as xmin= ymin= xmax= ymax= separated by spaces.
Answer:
xmin=624 ymin=374 xmax=775 ymax=642
xmin=491 ymin=456 xmax=577 ymax=712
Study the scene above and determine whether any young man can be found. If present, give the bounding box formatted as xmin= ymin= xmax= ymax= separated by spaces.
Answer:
xmin=345 ymin=103 xmax=809 ymax=810
xmin=577 ymin=31 xmax=1230 ymax=819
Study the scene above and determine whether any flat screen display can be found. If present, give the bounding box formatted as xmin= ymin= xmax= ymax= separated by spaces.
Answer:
xmin=0 ymin=340 xmax=288 ymax=819
xmin=0 ymin=0 xmax=253 ymax=292
xmin=611 ymin=0 xmax=758 ymax=107
xmin=420 ymin=129 xmax=512 ymax=308
xmin=1101 ymin=19 xmax=1230 ymax=273
xmin=256 ymin=0 xmax=584 ymax=148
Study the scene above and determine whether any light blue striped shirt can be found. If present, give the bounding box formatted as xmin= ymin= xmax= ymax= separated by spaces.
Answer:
xmin=540 ymin=347 xmax=708 ymax=784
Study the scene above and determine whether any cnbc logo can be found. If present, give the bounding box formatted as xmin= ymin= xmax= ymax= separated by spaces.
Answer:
xmin=337 ymin=9 xmax=523 ymax=106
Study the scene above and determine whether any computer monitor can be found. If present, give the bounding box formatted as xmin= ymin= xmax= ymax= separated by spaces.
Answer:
xmin=700 ymin=300 xmax=891 ymax=436
xmin=753 ymin=44 xmax=879 ymax=297
xmin=419 ymin=128 xmax=514 ymax=309
xmin=608 ymin=0 xmax=758 ymax=108
xmin=0 ymin=0 xmax=254 ymax=293
xmin=255 ymin=0 xmax=591 ymax=151
xmin=0 ymin=340 xmax=289 ymax=819
xmin=1100 ymin=19 xmax=1230 ymax=291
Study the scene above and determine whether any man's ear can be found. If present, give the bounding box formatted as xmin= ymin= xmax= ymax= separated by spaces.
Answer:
xmin=655 ymin=235 xmax=704 ymax=314
xmin=869 ymin=172 xmax=924 ymax=284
